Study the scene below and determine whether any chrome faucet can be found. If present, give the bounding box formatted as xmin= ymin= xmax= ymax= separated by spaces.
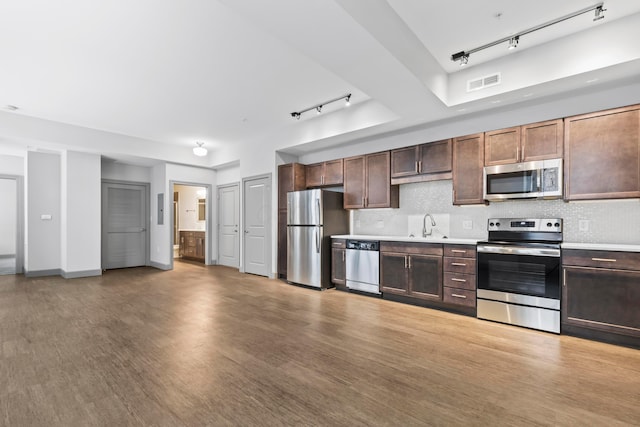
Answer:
xmin=422 ymin=213 xmax=436 ymax=237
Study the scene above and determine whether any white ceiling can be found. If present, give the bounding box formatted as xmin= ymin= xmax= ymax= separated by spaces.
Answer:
xmin=1 ymin=0 xmax=639 ymax=166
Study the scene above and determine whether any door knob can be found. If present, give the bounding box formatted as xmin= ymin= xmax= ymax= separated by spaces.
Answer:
xmin=244 ymin=230 xmax=249 ymax=233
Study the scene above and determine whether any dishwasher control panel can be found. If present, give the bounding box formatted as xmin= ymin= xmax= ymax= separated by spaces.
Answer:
xmin=346 ymin=240 xmax=380 ymax=251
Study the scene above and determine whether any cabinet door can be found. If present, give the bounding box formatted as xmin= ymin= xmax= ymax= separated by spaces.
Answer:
xmin=563 ymin=266 xmax=640 ymax=338
xmin=331 ymin=247 xmax=346 ymax=286
xmin=278 ymin=163 xmax=305 ymax=209
xmin=391 ymin=146 xmax=419 ymax=178
xmin=277 ymin=209 xmax=287 ymax=277
xmin=366 ymin=151 xmax=399 ymax=208
xmin=343 ymin=155 xmax=365 ymax=209
xmin=565 ymin=105 xmax=640 ymax=200
xmin=179 ymin=233 xmax=186 ymax=256
xmin=419 ymin=139 xmax=452 ymax=175
xmin=380 ymin=252 xmax=409 ymax=295
xmin=521 ymin=119 xmax=563 ymax=161
xmin=453 ymin=133 xmax=485 ymax=205
xmin=196 ymin=234 xmax=205 ymax=260
xmin=305 ymin=163 xmax=324 ymax=188
xmin=323 ymin=159 xmax=344 ymax=186
xmin=485 ymin=127 xmax=520 ymax=165
xmin=408 ymin=254 xmax=442 ymax=301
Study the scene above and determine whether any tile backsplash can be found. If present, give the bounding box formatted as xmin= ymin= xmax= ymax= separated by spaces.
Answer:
xmin=352 ymin=180 xmax=640 ymax=244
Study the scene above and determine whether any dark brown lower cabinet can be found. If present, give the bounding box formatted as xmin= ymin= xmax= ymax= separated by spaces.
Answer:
xmin=380 ymin=242 xmax=442 ymax=301
xmin=331 ymin=239 xmax=346 ymax=289
xmin=179 ymin=231 xmax=205 ymax=262
xmin=563 ymin=266 xmax=640 ymax=345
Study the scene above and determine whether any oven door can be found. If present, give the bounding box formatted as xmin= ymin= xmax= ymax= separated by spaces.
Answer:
xmin=477 ymin=244 xmax=561 ymax=300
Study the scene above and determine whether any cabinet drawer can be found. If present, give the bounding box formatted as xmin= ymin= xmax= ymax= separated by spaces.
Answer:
xmin=380 ymin=242 xmax=442 ymax=256
xmin=444 ymin=245 xmax=476 ymax=258
xmin=443 ymin=287 xmax=476 ymax=308
xmin=563 ymin=249 xmax=640 ymax=271
xmin=443 ymin=272 xmax=475 ymax=290
xmin=332 ymin=239 xmax=346 ymax=249
xmin=444 ymin=257 xmax=476 ymax=274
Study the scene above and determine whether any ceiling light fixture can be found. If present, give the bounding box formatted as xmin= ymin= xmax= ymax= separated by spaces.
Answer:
xmin=451 ymin=2 xmax=605 ymax=67
xmin=193 ymin=142 xmax=207 ymax=157
xmin=290 ymin=93 xmax=352 ymax=120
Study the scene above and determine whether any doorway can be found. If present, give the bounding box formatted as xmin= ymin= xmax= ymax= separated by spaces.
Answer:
xmin=0 ymin=176 xmax=23 ymax=275
xmin=101 ymin=181 xmax=150 ymax=269
xmin=172 ymin=183 xmax=210 ymax=266
xmin=242 ymin=174 xmax=272 ymax=277
xmin=217 ymin=183 xmax=239 ymax=268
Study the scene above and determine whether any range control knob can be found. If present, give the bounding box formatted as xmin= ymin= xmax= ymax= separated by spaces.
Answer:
xmin=489 ymin=222 xmax=495 ymax=227
xmin=555 ymin=222 xmax=560 ymax=227
xmin=496 ymin=222 xmax=501 ymax=227
xmin=547 ymin=222 xmax=552 ymax=227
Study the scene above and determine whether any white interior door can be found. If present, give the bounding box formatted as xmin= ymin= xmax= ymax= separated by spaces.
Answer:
xmin=218 ymin=184 xmax=239 ymax=268
xmin=102 ymin=182 xmax=148 ymax=269
xmin=0 ymin=178 xmax=17 ymax=275
xmin=243 ymin=176 xmax=271 ymax=277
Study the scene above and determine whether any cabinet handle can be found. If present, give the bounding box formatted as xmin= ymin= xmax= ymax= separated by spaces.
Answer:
xmin=451 ymin=293 xmax=467 ymax=299
xmin=408 ymin=256 xmax=412 ymax=269
xmin=516 ymin=146 xmax=520 ymax=162
xmin=451 ymin=278 xmax=467 ymax=282
xmin=563 ymin=269 xmax=566 ymax=287
xmin=415 ymin=161 xmax=419 ymax=173
xmin=451 ymin=262 xmax=467 ymax=266
xmin=322 ymin=175 xmax=325 ymax=185
xmin=451 ymin=249 xmax=467 ymax=254
xmin=418 ymin=160 xmax=422 ymax=173
xmin=342 ymin=251 xmax=345 ymax=262
xmin=404 ymin=255 xmax=408 ymax=269
xmin=591 ymin=257 xmax=616 ymax=262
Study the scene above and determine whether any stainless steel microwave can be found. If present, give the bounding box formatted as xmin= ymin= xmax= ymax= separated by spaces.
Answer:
xmin=483 ymin=158 xmax=563 ymax=201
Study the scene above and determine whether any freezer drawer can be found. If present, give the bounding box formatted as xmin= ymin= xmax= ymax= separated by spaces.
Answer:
xmin=287 ymin=225 xmax=322 ymax=288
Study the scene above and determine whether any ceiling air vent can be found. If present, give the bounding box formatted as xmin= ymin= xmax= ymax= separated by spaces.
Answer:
xmin=467 ymin=72 xmax=501 ymax=92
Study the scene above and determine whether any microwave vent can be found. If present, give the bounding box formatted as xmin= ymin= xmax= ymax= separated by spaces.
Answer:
xmin=467 ymin=72 xmax=501 ymax=92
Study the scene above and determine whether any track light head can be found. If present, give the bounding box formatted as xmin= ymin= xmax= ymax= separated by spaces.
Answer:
xmin=290 ymin=112 xmax=301 ymax=120
xmin=460 ymin=54 xmax=469 ymax=66
xmin=593 ymin=5 xmax=606 ymax=21
xmin=451 ymin=51 xmax=469 ymax=66
xmin=345 ymin=95 xmax=351 ymax=107
xmin=316 ymin=106 xmax=322 ymax=114
xmin=508 ymin=36 xmax=519 ymax=50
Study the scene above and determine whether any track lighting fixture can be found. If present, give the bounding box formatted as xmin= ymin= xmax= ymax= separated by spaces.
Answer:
xmin=290 ymin=93 xmax=352 ymax=120
xmin=451 ymin=2 xmax=605 ymax=67
xmin=193 ymin=142 xmax=207 ymax=157
xmin=508 ymin=36 xmax=519 ymax=50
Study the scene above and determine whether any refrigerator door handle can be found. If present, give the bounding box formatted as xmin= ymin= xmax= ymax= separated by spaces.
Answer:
xmin=316 ymin=198 xmax=321 ymax=226
xmin=315 ymin=227 xmax=320 ymax=253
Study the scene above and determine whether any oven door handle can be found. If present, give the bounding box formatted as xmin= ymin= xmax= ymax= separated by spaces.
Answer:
xmin=477 ymin=244 xmax=560 ymax=257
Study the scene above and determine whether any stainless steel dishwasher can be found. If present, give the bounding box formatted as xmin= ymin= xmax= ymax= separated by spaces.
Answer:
xmin=345 ymin=240 xmax=380 ymax=294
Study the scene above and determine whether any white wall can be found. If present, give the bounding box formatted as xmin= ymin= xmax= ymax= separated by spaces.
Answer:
xmin=0 ymin=154 xmax=25 ymax=176
xmin=101 ymin=161 xmax=151 ymax=183
xmin=26 ymin=151 xmax=61 ymax=273
xmin=61 ymin=151 xmax=101 ymax=276
xmin=215 ymin=163 xmax=241 ymax=186
xmin=0 ymin=178 xmax=17 ymax=255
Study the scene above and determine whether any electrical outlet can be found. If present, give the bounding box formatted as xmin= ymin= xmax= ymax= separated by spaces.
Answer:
xmin=579 ymin=220 xmax=589 ymax=232
xmin=462 ymin=220 xmax=473 ymax=230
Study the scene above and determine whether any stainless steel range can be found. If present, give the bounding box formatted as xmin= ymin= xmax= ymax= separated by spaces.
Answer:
xmin=477 ymin=218 xmax=562 ymax=333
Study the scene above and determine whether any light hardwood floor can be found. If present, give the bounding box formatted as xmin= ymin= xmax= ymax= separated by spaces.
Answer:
xmin=1 ymin=261 xmax=638 ymax=426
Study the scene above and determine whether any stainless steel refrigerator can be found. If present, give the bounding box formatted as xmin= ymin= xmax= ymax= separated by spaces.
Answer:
xmin=287 ymin=189 xmax=348 ymax=289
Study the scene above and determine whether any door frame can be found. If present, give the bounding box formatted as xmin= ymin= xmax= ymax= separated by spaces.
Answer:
xmin=241 ymin=173 xmax=272 ymax=277
xmin=101 ymin=179 xmax=151 ymax=269
xmin=0 ymin=174 xmax=24 ymax=274
xmin=169 ymin=180 xmax=214 ymax=270
xmin=217 ymin=182 xmax=240 ymax=268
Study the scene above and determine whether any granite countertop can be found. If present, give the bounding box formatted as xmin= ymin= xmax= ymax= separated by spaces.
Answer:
xmin=561 ymin=242 xmax=640 ymax=252
xmin=331 ymin=234 xmax=479 ymax=245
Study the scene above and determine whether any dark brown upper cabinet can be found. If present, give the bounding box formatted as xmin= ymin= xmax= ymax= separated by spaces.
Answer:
xmin=564 ymin=104 xmax=640 ymax=201
xmin=391 ymin=139 xmax=452 ymax=185
xmin=484 ymin=119 xmax=563 ymax=166
xmin=343 ymin=151 xmax=399 ymax=209
xmin=305 ymin=159 xmax=343 ymax=188
xmin=452 ymin=133 xmax=485 ymax=205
